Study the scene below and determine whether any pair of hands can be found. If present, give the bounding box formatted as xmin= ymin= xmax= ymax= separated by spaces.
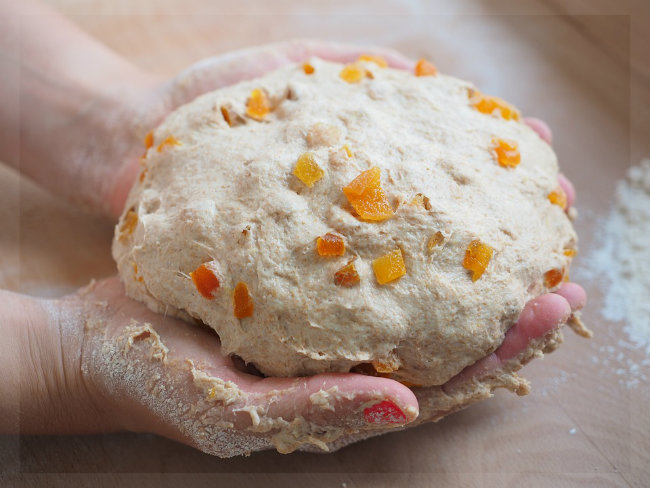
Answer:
xmin=13 ymin=39 xmax=586 ymax=456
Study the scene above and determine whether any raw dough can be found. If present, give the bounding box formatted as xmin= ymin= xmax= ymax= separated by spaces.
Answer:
xmin=113 ymin=58 xmax=576 ymax=387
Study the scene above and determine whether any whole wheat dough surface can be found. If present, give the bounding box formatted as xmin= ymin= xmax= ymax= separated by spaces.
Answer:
xmin=113 ymin=58 xmax=576 ymax=387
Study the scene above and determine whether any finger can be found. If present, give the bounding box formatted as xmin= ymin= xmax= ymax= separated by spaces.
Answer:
xmin=523 ymin=116 xmax=553 ymax=144
xmin=235 ymin=372 xmax=419 ymax=430
xmin=558 ymin=172 xmax=576 ymax=208
xmin=444 ymin=293 xmax=571 ymax=388
xmin=553 ymin=282 xmax=586 ymax=312
xmin=168 ymin=39 xmax=413 ymax=104
xmin=495 ymin=293 xmax=571 ymax=362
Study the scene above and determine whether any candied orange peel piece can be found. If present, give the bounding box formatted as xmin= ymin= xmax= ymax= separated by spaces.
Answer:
xmin=157 ymin=135 xmax=181 ymax=152
xmin=303 ymin=62 xmax=315 ymax=74
xmin=373 ymin=248 xmax=406 ymax=285
xmin=544 ymin=268 xmax=564 ymax=288
xmin=118 ymin=209 xmax=138 ymax=242
xmin=492 ymin=138 xmax=521 ymax=168
xmin=316 ymin=233 xmax=345 ymax=257
xmin=564 ymin=248 xmax=577 ymax=257
xmin=463 ymin=239 xmax=493 ymax=281
xmin=414 ymin=58 xmax=437 ymax=76
xmin=358 ymin=54 xmax=388 ymax=68
xmin=190 ymin=262 xmax=220 ymax=299
xmin=234 ymin=281 xmax=254 ymax=318
xmin=470 ymin=91 xmax=520 ymax=121
xmin=334 ymin=261 xmax=360 ymax=287
xmin=342 ymin=144 xmax=353 ymax=158
xmin=246 ymin=88 xmax=271 ymax=121
xmin=340 ymin=63 xmax=366 ymax=83
xmin=293 ymin=152 xmax=325 ymax=187
xmin=343 ymin=167 xmax=394 ymax=221
xmin=548 ymin=186 xmax=568 ymax=209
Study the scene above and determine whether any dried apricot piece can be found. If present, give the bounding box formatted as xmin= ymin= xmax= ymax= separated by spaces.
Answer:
xmin=138 ymin=167 xmax=148 ymax=183
xmin=340 ymin=63 xmax=365 ymax=83
xmin=316 ymin=233 xmax=345 ymax=256
xmin=334 ymin=261 xmax=360 ymax=287
xmin=373 ymin=248 xmax=406 ymax=285
xmin=414 ymin=58 xmax=437 ymax=76
xmin=144 ymin=131 xmax=154 ymax=149
xmin=234 ymin=281 xmax=254 ymax=318
xmin=548 ymin=186 xmax=568 ymax=210
xmin=492 ymin=138 xmax=521 ymax=168
xmin=564 ymin=248 xmax=577 ymax=257
xmin=157 ymin=135 xmax=181 ymax=152
xmin=470 ymin=91 xmax=520 ymax=121
xmin=293 ymin=152 xmax=325 ymax=187
xmin=303 ymin=62 xmax=315 ymax=74
xmin=544 ymin=268 xmax=564 ymax=288
xmin=343 ymin=167 xmax=394 ymax=221
xmin=118 ymin=209 xmax=138 ymax=242
xmin=358 ymin=54 xmax=388 ymax=68
xmin=463 ymin=239 xmax=493 ymax=281
xmin=246 ymin=88 xmax=271 ymax=121
xmin=190 ymin=262 xmax=220 ymax=299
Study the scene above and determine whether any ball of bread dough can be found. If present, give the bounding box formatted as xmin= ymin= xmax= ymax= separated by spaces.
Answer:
xmin=113 ymin=58 xmax=576 ymax=387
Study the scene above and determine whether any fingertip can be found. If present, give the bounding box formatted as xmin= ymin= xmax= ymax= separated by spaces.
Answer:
xmin=521 ymin=293 xmax=572 ymax=337
xmin=554 ymin=282 xmax=587 ymax=312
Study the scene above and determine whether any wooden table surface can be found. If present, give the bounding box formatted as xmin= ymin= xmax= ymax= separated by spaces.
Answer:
xmin=2 ymin=0 xmax=648 ymax=486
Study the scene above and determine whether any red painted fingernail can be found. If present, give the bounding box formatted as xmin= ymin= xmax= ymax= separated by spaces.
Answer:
xmin=364 ymin=400 xmax=407 ymax=424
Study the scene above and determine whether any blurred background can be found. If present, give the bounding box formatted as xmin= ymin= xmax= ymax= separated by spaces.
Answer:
xmin=1 ymin=0 xmax=648 ymax=486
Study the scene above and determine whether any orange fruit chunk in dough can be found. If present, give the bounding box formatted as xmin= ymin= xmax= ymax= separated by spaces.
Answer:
xmin=234 ymin=282 xmax=254 ymax=318
xmin=470 ymin=92 xmax=520 ymax=121
xmin=303 ymin=63 xmax=315 ymax=74
xmin=293 ymin=152 xmax=324 ymax=187
xmin=373 ymin=248 xmax=406 ymax=285
xmin=343 ymin=167 xmax=394 ymax=221
xmin=492 ymin=138 xmax=521 ymax=168
xmin=544 ymin=268 xmax=564 ymax=288
xmin=246 ymin=88 xmax=271 ymax=121
xmin=339 ymin=63 xmax=365 ymax=83
xmin=334 ymin=261 xmax=360 ymax=287
xmin=548 ymin=186 xmax=568 ymax=209
xmin=414 ymin=58 xmax=437 ymax=76
xmin=190 ymin=262 xmax=220 ymax=299
xmin=316 ymin=233 xmax=345 ymax=256
xmin=463 ymin=239 xmax=493 ymax=281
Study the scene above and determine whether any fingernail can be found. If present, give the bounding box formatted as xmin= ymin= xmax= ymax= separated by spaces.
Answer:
xmin=363 ymin=400 xmax=407 ymax=424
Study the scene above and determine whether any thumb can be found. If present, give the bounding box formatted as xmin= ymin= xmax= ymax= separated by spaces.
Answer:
xmin=166 ymin=38 xmax=414 ymax=106
xmin=222 ymin=372 xmax=419 ymax=453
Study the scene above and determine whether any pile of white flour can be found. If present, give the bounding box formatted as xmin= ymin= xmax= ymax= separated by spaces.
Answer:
xmin=588 ymin=159 xmax=650 ymax=356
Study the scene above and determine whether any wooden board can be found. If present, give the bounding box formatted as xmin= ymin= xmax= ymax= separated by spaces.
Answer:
xmin=2 ymin=0 xmax=648 ymax=486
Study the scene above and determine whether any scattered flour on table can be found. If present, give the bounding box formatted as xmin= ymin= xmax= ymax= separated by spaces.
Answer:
xmin=582 ymin=159 xmax=650 ymax=388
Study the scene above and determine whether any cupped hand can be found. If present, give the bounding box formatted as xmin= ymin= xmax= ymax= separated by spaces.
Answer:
xmin=68 ymin=277 xmax=418 ymax=456
xmin=88 ymin=42 xmax=586 ymax=455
